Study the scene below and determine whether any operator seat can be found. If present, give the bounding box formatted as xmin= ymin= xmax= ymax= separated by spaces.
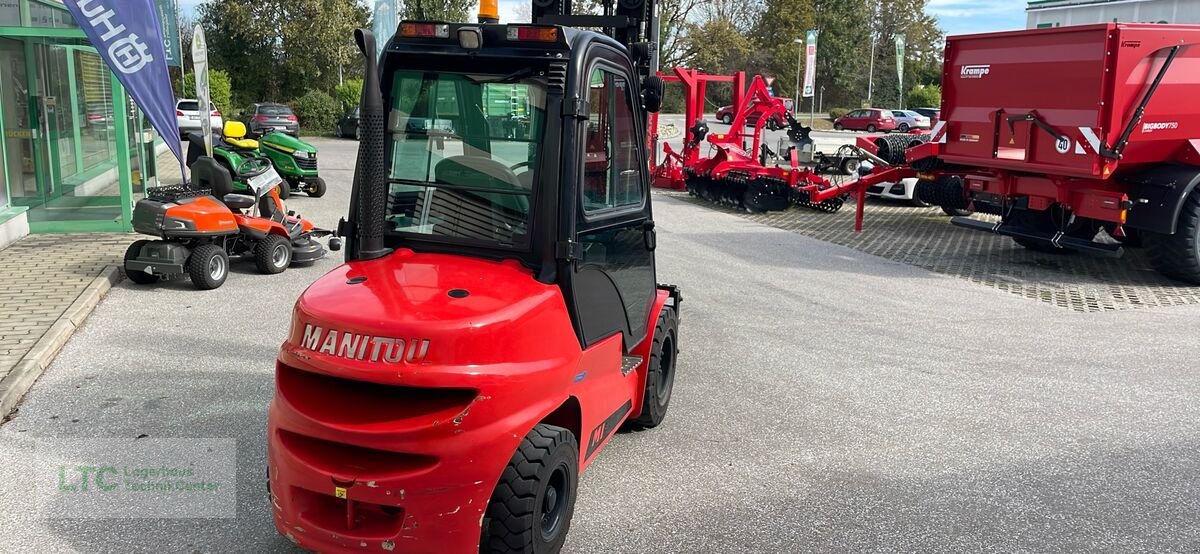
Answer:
xmin=222 ymin=121 xmax=259 ymax=150
xmin=192 ymin=156 xmax=256 ymax=211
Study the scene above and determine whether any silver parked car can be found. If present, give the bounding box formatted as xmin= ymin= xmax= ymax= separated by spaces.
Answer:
xmin=890 ymin=110 xmax=931 ymax=132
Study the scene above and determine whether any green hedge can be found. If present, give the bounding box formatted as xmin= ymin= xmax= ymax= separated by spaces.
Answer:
xmin=291 ymin=91 xmax=340 ymax=134
xmin=828 ymin=108 xmax=850 ymax=120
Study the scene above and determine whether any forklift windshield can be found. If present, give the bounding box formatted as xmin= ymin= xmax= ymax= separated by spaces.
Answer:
xmin=385 ymin=68 xmax=547 ymax=249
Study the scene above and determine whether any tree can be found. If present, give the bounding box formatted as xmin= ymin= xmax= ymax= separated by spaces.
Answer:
xmin=179 ymin=70 xmax=235 ymax=116
xmin=400 ymin=0 xmax=474 ymax=22
xmin=750 ymin=0 xmax=815 ymax=98
xmin=197 ymin=0 xmax=369 ymax=107
xmin=813 ymin=0 xmax=871 ymax=109
xmin=335 ymin=78 xmax=364 ymax=114
xmin=657 ymin=0 xmax=703 ymax=71
xmin=868 ymin=0 xmax=942 ymax=107
xmin=906 ymin=83 xmax=940 ymax=108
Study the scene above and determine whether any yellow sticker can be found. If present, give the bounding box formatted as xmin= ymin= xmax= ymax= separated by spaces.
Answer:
xmin=334 ymin=487 xmax=347 ymax=499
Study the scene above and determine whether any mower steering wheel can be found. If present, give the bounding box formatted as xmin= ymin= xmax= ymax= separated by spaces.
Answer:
xmin=234 ymin=156 xmax=272 ymax=180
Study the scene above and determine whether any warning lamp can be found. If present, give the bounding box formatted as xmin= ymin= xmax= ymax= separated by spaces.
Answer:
xmin=507 ymin=26 xmax=558 ymax=42
xmin=458 ymin=27 xmax=482 ymax=49
xmin=400 ymin=23 xmax=450 ymax=38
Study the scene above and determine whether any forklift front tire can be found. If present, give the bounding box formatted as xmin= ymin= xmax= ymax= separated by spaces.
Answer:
xmin=627 ymin=306 xmax=678 ymax=429
xmin=481 ymin=424 xmax=578 ymax=554
xmin=123 ymin=240 xmax=159 ymax=285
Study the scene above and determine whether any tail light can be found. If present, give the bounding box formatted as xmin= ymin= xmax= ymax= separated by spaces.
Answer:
xmin=211 ymin=110 xmax=220 ymax=116
xmin=400 ymin=23 xmax=450 ymax=38
xmin=254 ymin=115 xmax=269 ymax=121
xmin=507 ymin=25 xmax=558 ymax=42
xmin=287 ymin=115 xmax=298 ymax=122
xmin=176 ymin=110 xmax=184 ymax=116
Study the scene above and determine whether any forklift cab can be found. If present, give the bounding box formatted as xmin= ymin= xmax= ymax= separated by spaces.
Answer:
xmin=373 ymin=22 xmax=661 ymax=349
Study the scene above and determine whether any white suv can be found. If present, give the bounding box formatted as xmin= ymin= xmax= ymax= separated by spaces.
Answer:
xmin=175 ymin=99 xmax=224 ymax=138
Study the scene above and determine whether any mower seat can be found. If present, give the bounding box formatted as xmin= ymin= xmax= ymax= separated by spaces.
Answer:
xmin=222 ymin=121 xmax=259 ymax=150
xmin=225 ymin=137 xmax=259 ymax=150
xmin=222 ymin=194 xmax=256 ymax=211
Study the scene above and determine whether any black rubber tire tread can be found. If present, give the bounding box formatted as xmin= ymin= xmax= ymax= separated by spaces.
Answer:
xmin=276 ymin=182 xmax=291 ymax=200
xmin=481 ymin=424 xmax=578 ymax=554
xmin=834 ymin=123 xmax=844 ymax=131
xmin=626 ymin=306 xmax=679 ymax=429
xmin=1147 ymin=187 xmax=1200 ymax=284
xmin=123 ymin=240 xmax=158 ymax=284
xmin=941 ymin=205 xmax=973 ymax=217
xmin=307 ymin=177 xmax=327 ymax=198
xmin=186 ymin=244 xmax=227 ymax=290
xmin=253 ymin=234 xmax=292 ymax=274
xmin=873 ymin=134 xmax=916 ymax=165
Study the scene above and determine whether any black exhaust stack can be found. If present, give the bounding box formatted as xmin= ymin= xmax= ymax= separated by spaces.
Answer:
xmin=346 ymin=28 xmax=391 ymax=262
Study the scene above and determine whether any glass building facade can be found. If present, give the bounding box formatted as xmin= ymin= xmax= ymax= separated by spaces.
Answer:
xmin=0 ymin=0 xmax=162 ymax=235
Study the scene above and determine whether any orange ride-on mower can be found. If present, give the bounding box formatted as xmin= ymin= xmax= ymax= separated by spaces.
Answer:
xmin=124 ymin=156 xmax=329 ymax=290
xmin=266 ymin=13 xmax=681 ymax=554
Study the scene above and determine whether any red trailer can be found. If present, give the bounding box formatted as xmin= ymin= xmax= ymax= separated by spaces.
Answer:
xmin=913 ymin=23 xmax=1200 ymax=283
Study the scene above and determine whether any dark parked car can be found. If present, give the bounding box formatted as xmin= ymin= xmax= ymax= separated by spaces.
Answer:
xmin=715 ymin=104 xmax=786 ymax=130
xmin=244 ymin=102 xmax=299 ymax=137
xmin=833 ymin=108 xmax=897 ymax=133
xmin=334 ymin=108 xmax=359 ymax=140
xmin=912 ymin=107 xmax=941 ymax=124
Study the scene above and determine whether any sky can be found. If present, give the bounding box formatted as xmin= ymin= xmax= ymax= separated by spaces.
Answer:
xmin=178 ymin=0 xmax=1031 ymax=36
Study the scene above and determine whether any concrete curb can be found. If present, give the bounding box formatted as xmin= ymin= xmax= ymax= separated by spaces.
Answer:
xmin=0 ymin=266 xmax=122 ymax=420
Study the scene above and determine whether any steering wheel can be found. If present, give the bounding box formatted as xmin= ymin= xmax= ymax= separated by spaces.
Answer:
xmin=510 ymin=160 xmax=534 ymax=172
xmin=234 ymin=156 xmax=272 ymax=180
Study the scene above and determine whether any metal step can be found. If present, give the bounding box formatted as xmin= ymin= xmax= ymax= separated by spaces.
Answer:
xmin=950 ymin=216 xmax=1125 ymax=258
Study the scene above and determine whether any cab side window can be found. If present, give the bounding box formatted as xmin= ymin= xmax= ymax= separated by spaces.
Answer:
xmin=582 ymin=67 xmax=642 ymax=213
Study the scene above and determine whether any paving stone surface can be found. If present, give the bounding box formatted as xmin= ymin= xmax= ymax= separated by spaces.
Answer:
xmin=0 ymin=234 xmax=132 ymax=384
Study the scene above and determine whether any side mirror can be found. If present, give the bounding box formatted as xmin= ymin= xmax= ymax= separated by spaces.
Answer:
xmin=642 ymin=76 xmax=664 ymax=114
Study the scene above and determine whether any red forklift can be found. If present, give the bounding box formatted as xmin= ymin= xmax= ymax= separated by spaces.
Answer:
xmin=267 ymin=0 xmax=681 ymax=551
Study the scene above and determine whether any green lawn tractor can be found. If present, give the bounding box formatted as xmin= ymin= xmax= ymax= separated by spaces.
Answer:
xmin=258 ymin=131 xmax=326 ymax=199
xmin=185 ymin=122 xmax=326 ymax=200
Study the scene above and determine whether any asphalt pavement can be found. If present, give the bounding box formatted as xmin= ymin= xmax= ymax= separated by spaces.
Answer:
xmin=2 ymin=137 xmax=1200 ymax=553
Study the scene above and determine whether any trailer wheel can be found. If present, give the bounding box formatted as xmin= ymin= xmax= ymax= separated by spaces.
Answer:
xmin=123 ymin=240 xmax=158 ymax=285
xmin=186 ymin=244 xmax=228 ymax=290
xmin=481 ymin=424 xmax=578 ymax=554
xmin=1147 ymin=187 xmax=1200 ymax=284
xmin=627 ymin=306 xmax=678 ymax=429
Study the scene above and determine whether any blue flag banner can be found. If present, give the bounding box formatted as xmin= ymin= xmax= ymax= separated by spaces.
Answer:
xmin=63 ymin=0 xmax=183 ymax=172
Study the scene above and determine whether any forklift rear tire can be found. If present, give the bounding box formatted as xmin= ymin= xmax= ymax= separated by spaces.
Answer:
xmin=123 ymin=240 xmax=159 ymax=285
xmin=627 ymin=306 xmax=678 ymax=429
xmin=481 ymin=424 xmax=578 ymax=554
xmin=186 ymin=244 xmax=228 ymax=290
xmin=254 ymin=235 xmax=293 ymax=274
xmin=306 ymin=177 xmax=327 ymax=198
xmin=1146 ymin=188 xmax=1200 ymax=284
